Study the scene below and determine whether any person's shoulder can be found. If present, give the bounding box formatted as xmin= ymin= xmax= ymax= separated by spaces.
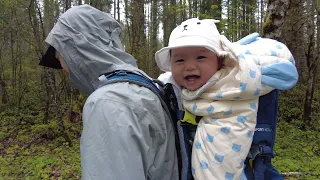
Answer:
xmin=86 ymin=82 xmax=160 ymax=106
xmin=84 ymin=82 xmax=167 ymax=120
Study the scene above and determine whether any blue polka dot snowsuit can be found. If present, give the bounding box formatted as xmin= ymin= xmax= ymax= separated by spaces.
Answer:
xmin=181 ymin=36 xmax=297 ymax=180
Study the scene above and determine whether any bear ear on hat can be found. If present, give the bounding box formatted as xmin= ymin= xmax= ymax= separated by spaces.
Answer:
xmin=39 ymin=45 xmax=62 ymax=69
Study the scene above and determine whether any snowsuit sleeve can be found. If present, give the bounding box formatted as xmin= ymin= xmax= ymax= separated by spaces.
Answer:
xmin=222 ymin=34 xmax=298 ymax=91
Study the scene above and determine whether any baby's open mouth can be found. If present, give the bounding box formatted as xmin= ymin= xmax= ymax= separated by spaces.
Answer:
xmin=185 ymin=75 xmax=200 ymax=81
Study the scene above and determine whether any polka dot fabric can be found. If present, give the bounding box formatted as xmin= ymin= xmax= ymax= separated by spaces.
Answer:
xmin=181 ymin=36 xmax=296 ymax=180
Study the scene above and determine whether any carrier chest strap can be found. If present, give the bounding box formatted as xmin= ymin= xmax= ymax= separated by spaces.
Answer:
xmin=178 ymin=110 xmax=202 ymax=125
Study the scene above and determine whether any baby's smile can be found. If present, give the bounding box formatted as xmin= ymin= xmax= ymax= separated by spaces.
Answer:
xmin=185 ymin=75 xmax=200 ymax=81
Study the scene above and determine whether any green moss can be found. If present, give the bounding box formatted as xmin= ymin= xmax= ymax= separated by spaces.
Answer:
xmin=262 ymin=18 xmax=272 ymax=36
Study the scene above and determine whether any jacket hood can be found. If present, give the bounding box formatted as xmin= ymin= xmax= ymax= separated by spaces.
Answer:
xmin=45 ymin=4 xmax=139 ymax=94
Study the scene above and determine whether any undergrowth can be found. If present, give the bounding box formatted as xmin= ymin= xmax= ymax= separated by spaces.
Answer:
xmin=0 ymin=84 xmax=319 ymax=179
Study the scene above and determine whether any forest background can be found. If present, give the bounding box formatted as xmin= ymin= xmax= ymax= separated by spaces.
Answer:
xmin=0 ymin=0 xmax=319 ymax=179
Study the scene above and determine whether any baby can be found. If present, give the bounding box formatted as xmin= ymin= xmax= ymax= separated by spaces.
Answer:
xmin=155 ymin=18 xmax=297 ymax=180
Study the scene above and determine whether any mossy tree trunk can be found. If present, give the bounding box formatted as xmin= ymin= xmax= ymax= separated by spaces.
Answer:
xmin=303 ymin=0 xmax=319 ymax=128
xmin=262 ymin=0 xmax=290 ymax=41
xmin=130 ymin=0 xmax=147 ymax=70
xmin=283 ymin=0 xmax=306 ymax=78
xmin=149 ymin=0 xmax=160 ymax=78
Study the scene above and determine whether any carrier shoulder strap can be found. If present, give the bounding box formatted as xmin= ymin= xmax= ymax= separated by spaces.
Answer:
xmin=99 ymin=70 xmax=170 ymax=117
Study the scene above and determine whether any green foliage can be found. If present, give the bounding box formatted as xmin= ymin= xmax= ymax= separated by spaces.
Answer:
xmin=272 ymin=82 xmax=320 ymax=179
xmin=278 ymin=83 xmax=320 ymax=129
xmin=0 ymin=131 xmax=6 ymax=141
xmin=273 ymin=121 xmax=320 ymax=179
xmin=278 ymin=84 xmax=306 ymax=123
xmin=0 ymin=143 xmax=80 ymax=179
xmin=211 ymin=5 xmax=219 ymax=10
xmin=0 ymin=110 xmax=82 ymax=179
xmin=31 ymin=122 xmax=57 ymax=140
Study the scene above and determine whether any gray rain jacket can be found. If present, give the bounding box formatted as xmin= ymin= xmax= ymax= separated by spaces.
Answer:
xmin=45 ymin=5 xmax=179 ymax=180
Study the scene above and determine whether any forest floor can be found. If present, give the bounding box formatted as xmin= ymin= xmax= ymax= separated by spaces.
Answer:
xmin=0 ymin=114 xmax=319 ymax=179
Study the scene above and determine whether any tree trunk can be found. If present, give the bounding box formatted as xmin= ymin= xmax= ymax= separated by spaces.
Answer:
xmin=65 ymin=0 xmax=71 ymax=11
xmin=162 ymin=0 xmax=177 ymax=47
xmin=303 ymin=0 xmax=318 ymax=127
xmin=262 ymin=0 xmax=290 ymax=41
xmin=42 ymin=0 xmax=56 ymax=124
xmin=179 ymin=0 xmax=187 ymax=22
xmin=188 ymin=0 xmax=192 ymax=18
xmin=259 ymin=0 xmax=265 ymax=34
xmin=0 ymin=70 xmax=8 ymax=104
xmin=113 ymin=0 xmax=116 ymax=19
xmin=0 ymin=32 xmax=8 ymax=105
xmin=283 ymin=0 xmax=306 ymax=78
xmin=241 ymin=0 xmax=248 ymax=37
xmin=193 ymin=0 xmax=198 ymax=17
xmin=131 ymin=0 xmax=147 ymax=70
xmin=117 ymin=0 xmax=120 ymax=22
xmin=149 ymin=0 xmax=160 ymax=77
xmin=10 ymin=22 xmax=17 ymax=107
xmin=162 ymin=0 xmax=169 ymax=46
xmin=231 ymin=0 xmax=237 ymax=41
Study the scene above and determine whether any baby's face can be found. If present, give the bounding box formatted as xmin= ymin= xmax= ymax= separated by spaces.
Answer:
xmin=170 ymin=46 xmax=219 ymax=91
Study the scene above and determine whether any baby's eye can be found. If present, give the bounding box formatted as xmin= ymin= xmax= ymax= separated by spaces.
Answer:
xmin=197 ymin=56 xmax=206 ymax=59
xmin=175 ymin=59 xmax=184 ymax=63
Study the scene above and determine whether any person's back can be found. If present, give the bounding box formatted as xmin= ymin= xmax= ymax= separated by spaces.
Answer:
xmin=39 ymin=4 xmax=179 ymax=180
xmin=81 ymin=77 xmax=178 ymax=180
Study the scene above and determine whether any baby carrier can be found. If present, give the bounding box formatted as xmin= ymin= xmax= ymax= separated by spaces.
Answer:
xmin=100 ymin=71 xmax=281 ymax=180
xmin=100 ymin=33 xmax=297 ymax=180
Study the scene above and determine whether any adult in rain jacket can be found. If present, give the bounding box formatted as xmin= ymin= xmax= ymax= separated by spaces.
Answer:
xmin=39 ymin=4 xmax=179 ymax=180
